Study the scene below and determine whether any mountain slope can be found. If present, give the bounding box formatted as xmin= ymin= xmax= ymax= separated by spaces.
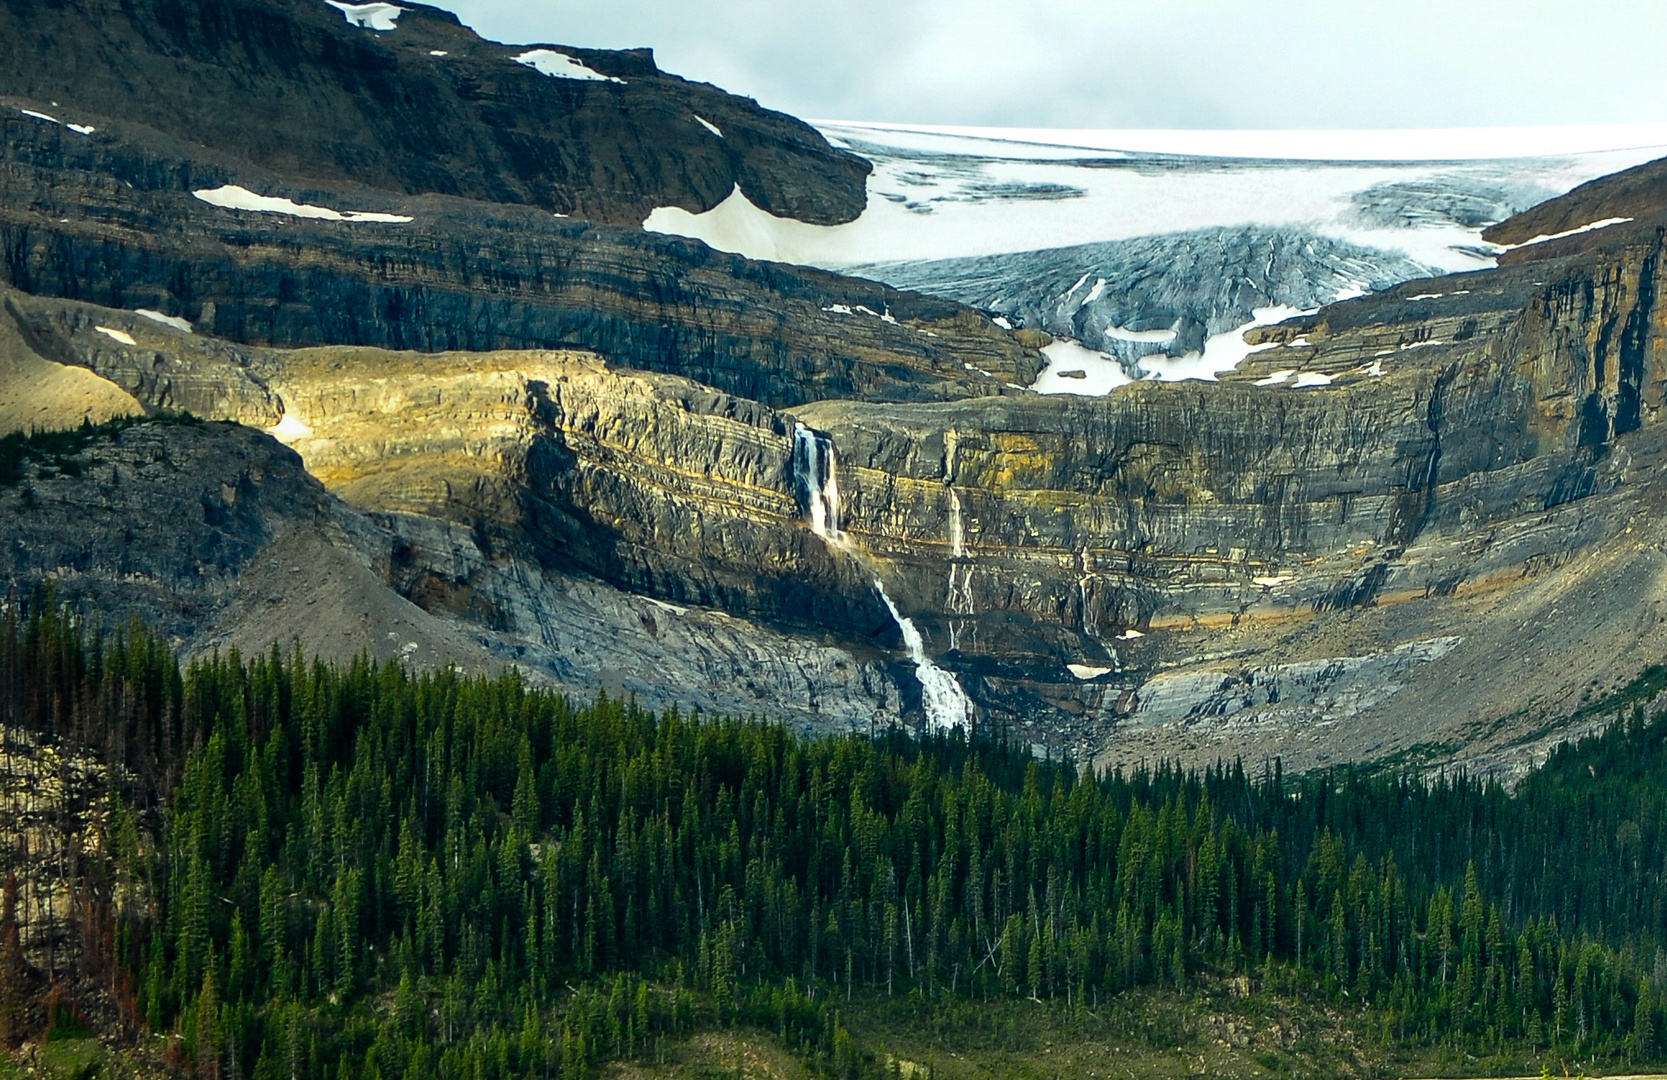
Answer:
xmin=6 ymin=0 xmax=1667 ymax=781
xmin=0 ymin=0 xmax=869 ymax=225
xmin=1483 ymin=154 xmax=1667 ymax=249
xmin=0 ymin=411 xmax=908 ymax=733
xmin=9 ymin=219 xmax=1667 ymax=777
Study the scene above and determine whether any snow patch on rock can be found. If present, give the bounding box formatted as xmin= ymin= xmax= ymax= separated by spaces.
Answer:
xmin=18 ymin=108 xmax=94 ymax=135
xmin=324 ymin=1 xmax=404 ymax=31
xmin=136 ymin=309 xmax=192 ymax=333
xmin=268 ymin=414 xmax=314 ymax=443
xmin=645 ymin=184 xmax=842 ymax=263
xmin=1507 ymin=216 xmax=1634 ymax=249
xmin=1138 ymin=305 xmax=1304 ymax=383
xmin=95 ymin=327 xmax=136 ymax=346
xmin=193 ymin=185 xmax=412 ymax=223
xmin=1034 ymin=338 xmax=1132 ymax=395
xmin=513 ymin=49 xmax=624 ymax=83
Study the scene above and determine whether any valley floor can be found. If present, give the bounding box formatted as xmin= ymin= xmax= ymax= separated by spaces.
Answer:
xmin=7 ymin=984 xmax=1655 ymax=1080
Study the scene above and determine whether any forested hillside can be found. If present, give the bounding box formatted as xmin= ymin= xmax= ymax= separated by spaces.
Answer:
xmin=3 ymin=597 xmax=1667 ymax=1079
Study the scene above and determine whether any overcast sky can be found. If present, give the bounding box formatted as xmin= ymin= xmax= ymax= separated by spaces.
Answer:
xmin=438 ymin=1 xmax=1667 ymax=131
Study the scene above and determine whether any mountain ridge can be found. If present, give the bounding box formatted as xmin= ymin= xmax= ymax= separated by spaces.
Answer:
xmin=0 ymin=0 xmax=871 ymax=226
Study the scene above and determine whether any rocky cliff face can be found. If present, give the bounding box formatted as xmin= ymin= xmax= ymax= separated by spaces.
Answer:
xmin=0 ymin=0 xmax=869 ymax=227
xmin=0 ymin=724 xmax=113 ymax=1041
xmin=0 ymin=407 xmax=909 ymax=735
xmin=13 ymin=221 xmax=1667 ymax=771
xmin=0 ymin=110 xmax=1037 ymax=409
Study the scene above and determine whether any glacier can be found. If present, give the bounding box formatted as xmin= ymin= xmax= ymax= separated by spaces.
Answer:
xmin=645 ymin=123 xmax=1667 ymax=387
xmin=852 ymin=227 xmax=1426 ymax=374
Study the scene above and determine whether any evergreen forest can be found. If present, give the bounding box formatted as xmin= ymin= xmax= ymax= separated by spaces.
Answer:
xmin=3 ymin=599 xmax=1667 ymax=1079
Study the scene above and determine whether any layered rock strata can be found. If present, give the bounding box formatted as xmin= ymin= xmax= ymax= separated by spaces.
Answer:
xmin=12 ymin=215 xmax=1667 ymax=770
xmin=3 ymin=0 xmax=1667 ymax=772
xmin=0 ymin=111 xmax=1037 ymax=409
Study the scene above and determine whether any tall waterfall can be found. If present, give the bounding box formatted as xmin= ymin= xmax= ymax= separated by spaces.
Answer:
xmin=792 ymin=421 xmax=971 ymax=732
xmin=792 ymin=423 xmax=841 ymax=543
xmin=875 ymin=580 xmax=970 ymax=733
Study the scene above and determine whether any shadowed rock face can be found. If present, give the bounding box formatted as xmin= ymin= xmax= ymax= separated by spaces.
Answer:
xmin=0 ymin=414 xmax=908 ymax=736
xmin=0 ymin=0 xmax=870 ymax=226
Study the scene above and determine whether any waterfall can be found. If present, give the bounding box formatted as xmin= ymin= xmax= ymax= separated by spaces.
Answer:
xmin=946 ymin=564 xmax=974 ymax=653
xmin=1077 ymin=548 xmax=1119 ymax=671
xmin=947 ymin=487 xmax=965 ymax=559
xmin=793 ymin=421 xmax=971 ymax=731
xmin=792 ymin=423 xmax=842 ymax=543
xmin=945 ymin=485 xmax=970 ymax=650
xmin=875 ymin=580 xmax=970 ymax=733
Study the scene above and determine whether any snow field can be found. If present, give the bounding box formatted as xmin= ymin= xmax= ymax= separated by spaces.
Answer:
xmin=647 ymin=123 xmax=1667 ymax=274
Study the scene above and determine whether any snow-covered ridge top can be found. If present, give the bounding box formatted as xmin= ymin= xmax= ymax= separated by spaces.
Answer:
xmin=324 ymin=2 xmax=403 ymax=32
xmin=513 ymin=49 xmax=625 ymax=84
xmin=193 ymin=185 xmax=412 ymax=224
xmin=817 ymin=120 xmax=1667 ymax=163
